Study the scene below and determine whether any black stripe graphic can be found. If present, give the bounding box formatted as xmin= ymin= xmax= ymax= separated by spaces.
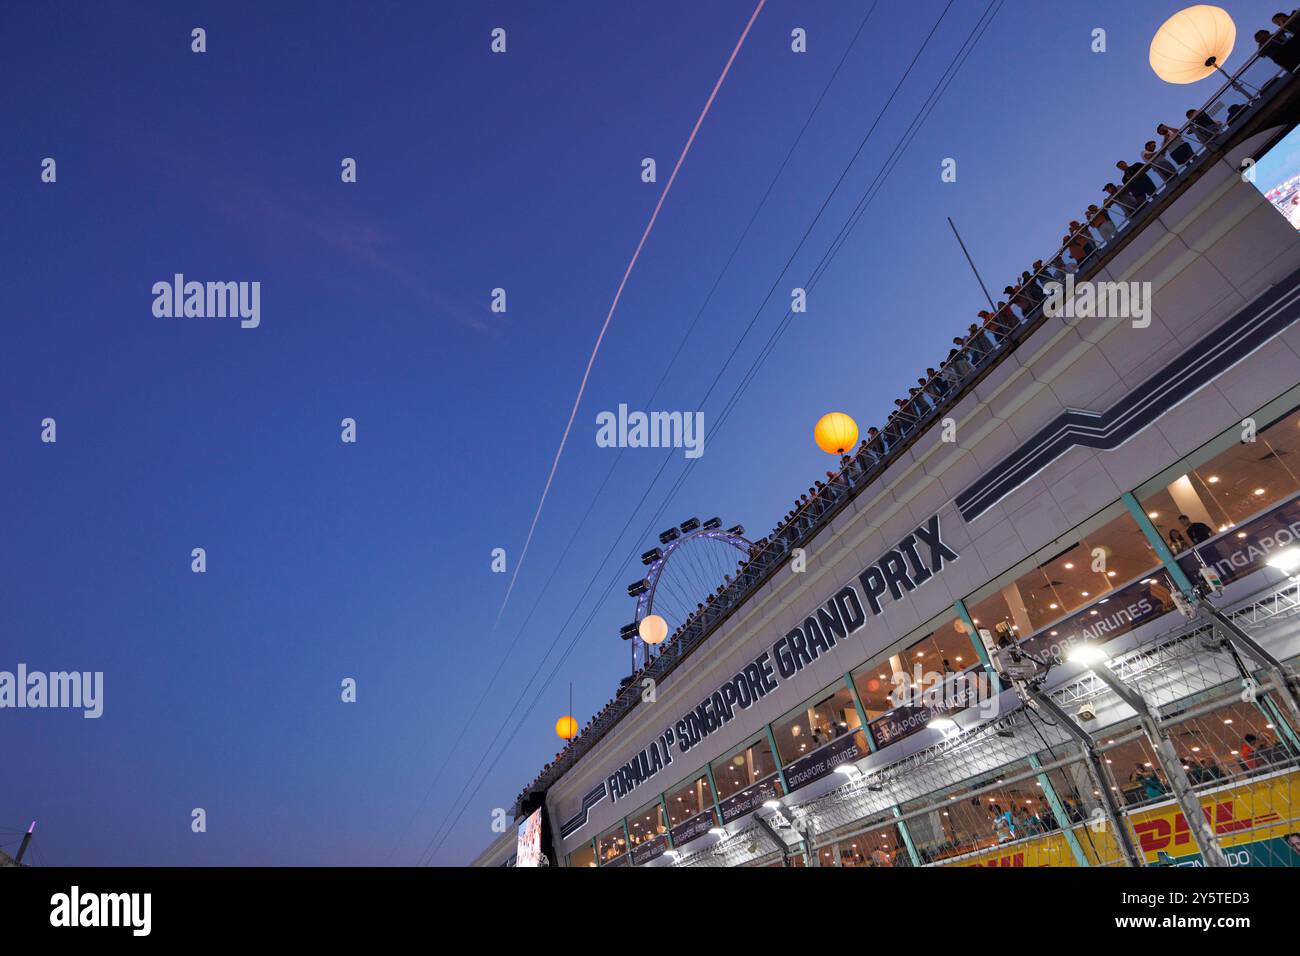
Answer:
xmin=956 ymin=267 xmax=1300 ymax=523
xmin=559 ymin=782 xmax=608 ymax=839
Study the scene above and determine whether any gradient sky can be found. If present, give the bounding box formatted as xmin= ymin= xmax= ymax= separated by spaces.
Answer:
xmin=2 ymin=0 xmax=1287 ymax=865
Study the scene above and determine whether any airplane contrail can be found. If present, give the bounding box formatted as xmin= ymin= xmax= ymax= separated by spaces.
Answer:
xmin=495 ymin=0 xmax=767 ymax=626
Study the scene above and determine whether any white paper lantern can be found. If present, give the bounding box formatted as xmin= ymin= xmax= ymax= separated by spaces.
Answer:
xmin=1150 ymin=5 xmax=1236 ymax=84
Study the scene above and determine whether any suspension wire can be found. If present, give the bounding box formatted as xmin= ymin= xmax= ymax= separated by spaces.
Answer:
xmin=1023 ymin=705 xmax=1110 ymax=863
xmin=421 ymin=0 xmax=999 ymax=863
xmin=395 ymin=0 xmax=890 ymax=864
xmin=382 ymin=447 xmax=632 ymax=861
xmin=425 ymin=5 xmax=998 ymax=863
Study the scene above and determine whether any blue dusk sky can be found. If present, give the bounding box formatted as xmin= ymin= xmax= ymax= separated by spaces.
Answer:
xmin=1 ymin=0 xmax=1288 ymax=865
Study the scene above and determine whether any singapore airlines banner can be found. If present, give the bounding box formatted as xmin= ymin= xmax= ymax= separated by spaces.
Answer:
xmin=561 ymin=514 xmax=959 ymax=839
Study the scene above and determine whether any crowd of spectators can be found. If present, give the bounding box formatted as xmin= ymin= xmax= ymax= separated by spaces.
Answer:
xmin=516 ymin=12 xmax=1298 ymax=808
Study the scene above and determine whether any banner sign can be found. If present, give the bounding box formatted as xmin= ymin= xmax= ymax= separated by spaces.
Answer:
xmin=1017 ymin=577 xmax=1171 ymax=665
xmin=944 ymin=769 xmax=1300 ymax=868
xmin=1130 ymin=769 xmax=1300 ymax=866
xmin=781 ymin=730 xmax=870 ymax=793
xmin=1177 ymin=494 xmax=1300 ymax=589
xmin=631 ymin=833 xmax=669 ymax=866
xmin=719 ymin=773 xmax=782 ymax=824
xmin=670 ymin=810 xmax=717 ymax=847
xmin=950 ymin=831 xmax=1080 ymax=867
xmin=603 ymin=514 xmax=959 ymax=810
xmin=869 ymin=669 xmax=987 ymax=748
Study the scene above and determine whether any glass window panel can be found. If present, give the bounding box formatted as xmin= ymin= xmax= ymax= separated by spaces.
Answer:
xmin=1140 ymin=406 xmax=1300 ymax=555
xmin=853 ymin=617 xmax=985 ymax=749
xmin=596 ymin=823 xmax=627 ymax=863
xmin=711 ymin=736 xmax=780 ymax=801
xmin=830 ymin=824 xmax=907 ymax=867
xmin=625 ymin=801 xmax=667 ymax=847
xmin=852 ymin=618 xmax=972 ymax=716
xmin=1165 ymin=700 xmax=1297 ymax=783
xmin=568 ymin=843 xmax=596 ymax=868
xmin=900 ymin=762 xmax=1041 ymax=863
xmin=772 ymin=684 xmax=861 ymax=764
xmin=1099 ymin=737 xmax=1169 ymax=809
xmin=663 ymin=774 xmax=713 ymax=827
xmin=966 ymin=510 xmax=1159 ymax=645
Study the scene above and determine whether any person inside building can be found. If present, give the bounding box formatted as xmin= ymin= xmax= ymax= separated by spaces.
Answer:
xmin=1013 ymin=803 xmax=1040 ymax=837
xmin=1178 ymin=513 xmax=1214 ymax=545
xmin=1130 ymin=763 xmax=1167 ymax=800
xmin=1240 ymin=731 xmax=1274 ymax=770
xmin=990 ymin=803 xmax=1014 ymax=843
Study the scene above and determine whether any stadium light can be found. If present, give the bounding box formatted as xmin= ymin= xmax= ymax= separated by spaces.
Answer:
xmin=928 ymin=716 xmax=959 ymax=734
xmin=1068 ymin=643 xmax=1107 ymax=666
xmin=1266 ymin=547 xmax=1300 ymax=574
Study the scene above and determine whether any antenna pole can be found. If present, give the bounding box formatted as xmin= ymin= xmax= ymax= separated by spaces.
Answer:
xmin=947 ymin=217 xmax=997 ymax=312
xmin=15 ymin=821 xmax=35 ymax=864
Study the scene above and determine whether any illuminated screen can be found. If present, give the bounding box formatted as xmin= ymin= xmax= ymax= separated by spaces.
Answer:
xmin=1253 ymin=125 xmax=1300 ymax=230
xmin=516 ymin=808 xmax=543 ymax=868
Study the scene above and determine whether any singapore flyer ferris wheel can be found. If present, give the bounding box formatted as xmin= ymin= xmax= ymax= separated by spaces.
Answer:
xmin=622 ymin=516 xmax=751 ymax=670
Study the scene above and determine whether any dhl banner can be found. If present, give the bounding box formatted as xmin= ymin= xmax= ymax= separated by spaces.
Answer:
xmin=1125 ymin=767 xmax=1300 ymax=867
xmin=944 ymin=768 xmax=1300 ymax=868
xmin=950 ymin=830 xmax=1079 ymax=867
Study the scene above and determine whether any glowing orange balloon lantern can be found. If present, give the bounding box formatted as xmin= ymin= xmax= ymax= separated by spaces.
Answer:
xmin=638 ymin=614 xmax=668 ymax=645
xmin=555 ymin=715 xmax=578 ymax=741
xmin=1149 ymin=5 xmax=1236 ymax=84
xmin=814 ymin=412 xmax=859 ymax=455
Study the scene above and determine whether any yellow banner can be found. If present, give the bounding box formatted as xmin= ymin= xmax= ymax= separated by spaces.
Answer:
xmin=943 ymin=769 xmax=1299 ymax=867
xmin=950 ymin=830 xmax=1079 ymax=867
xmin=1124 ymin=768 xmax=1298 ymax=865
